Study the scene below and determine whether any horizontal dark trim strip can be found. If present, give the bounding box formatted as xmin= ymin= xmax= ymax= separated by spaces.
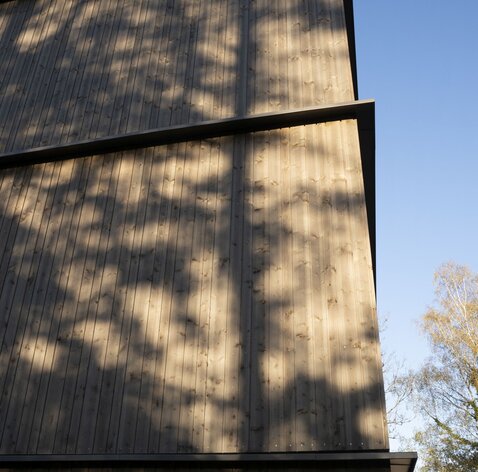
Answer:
xmin=0 ymin=98 xmax=376 ymax=285
xmin=0 ymin=451 xmax=417 ymax=469
xmin=0 ymin=100 xmax=374 ymax=169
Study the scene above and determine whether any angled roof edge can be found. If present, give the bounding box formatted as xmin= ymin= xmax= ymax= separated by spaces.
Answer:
xmin=0 ymin=100 xmax=374 ymax=169
xmin=0 ymin=99 xmax=376 ymax=283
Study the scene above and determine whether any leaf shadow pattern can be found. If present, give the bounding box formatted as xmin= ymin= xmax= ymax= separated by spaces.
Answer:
xmin=0 ymin=0 xmax=387 ymax=457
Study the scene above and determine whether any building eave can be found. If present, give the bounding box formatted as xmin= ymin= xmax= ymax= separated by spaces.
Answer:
xmin=0 ymin=451 xmax=417 ymax=471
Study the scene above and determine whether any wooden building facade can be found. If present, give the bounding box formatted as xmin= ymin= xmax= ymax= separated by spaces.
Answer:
xmin=0 ymin=0 xmax=416 ymax=470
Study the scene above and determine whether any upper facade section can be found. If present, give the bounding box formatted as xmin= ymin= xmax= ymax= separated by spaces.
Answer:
xmin=0 ymin=0 xmax=356 ymax=154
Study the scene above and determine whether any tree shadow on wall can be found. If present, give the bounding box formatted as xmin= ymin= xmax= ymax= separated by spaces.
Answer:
xmin=0 ymin=0 xmax=353 ymax=153
xmin=0 ymin=0 xmax=386 ymax=457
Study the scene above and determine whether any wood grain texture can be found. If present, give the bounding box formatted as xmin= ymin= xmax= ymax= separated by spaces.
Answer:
xmin=0 ymin=122 xmax=387 ymax=453
xmin=0 ymin=0 xmax=355 ymax=154
xmin=0 ymin=0 xmax=388 ymax=457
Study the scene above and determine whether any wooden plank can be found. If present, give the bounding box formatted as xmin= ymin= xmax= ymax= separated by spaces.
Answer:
xmin=117 ymin=0 xmax=150 ymax=135
xmin=0 ymin=1 xmax=39 ymax=152
xmin=328 ymin=120 xmax=351 ymax=449
xmin=341 ymin=119 xmax=387 ymax=449
xmin=0 ymin=166 xmax=42 ymax=444
xmin=71 ymin=1 xmax=112 ymax=142
xmin=126 ymin=6 xmax=174 ymax=450
xmin=187 ymin=139 xmax=214 ymax=452
xmin=0 ymin=168 xmax=16 ymax=243
xmin=158 ymin=0 xmax=187 ymax=128
xmin=328 ymin=0 xmax=355 ymax=102
xmin=58 ymin=154 xmax=115 ymax=453
xmin=174 ymin=139 xmax=202 ymax=453
xmin=24 ymin=157 xmax=89 ymax=453
xmin=0 ymin=1 xmax=20 ymax=118
xmin=132 ymin=147 xmax=166 ymax=453
xmin=33 ymin=1 xmax=87 ymax=148
xmin=334 ymin=120 xmax=362 ymax=450
xmin=34 ymin=156 xmax=97 ymax=454
xmin=297 ymin=1 xmax=319 ymax=447
xmin=16 ymin=2 xmax=73 ymax=151
xmin=3 ymin=2 xmax=61 ymax=151
xmin=201 ymin=0 xmax=237 ymax=452
xmin=88 ymin=152 xmax=131 ymax=454
xmin=266 ymin=127 xmax=285 ymax=452
xmin=147 ymin=143 xmax=181 ymax=452
xmin=290 ymin=124 xmax=313 ymax=451
xmin=284 ymin=1 xmax=301 ymax=452
xmin=211 ymin=136 xmax=235 ymax=452
xmin=53 ymin=156 xmax=111 ymax=454
xmin=156 ymin=142 xmax=187 ymax=452
xmin=224 ymin=136 xmax=248 ymax=452
xmin=147 ymin=0 xmax=176 ymax=130
xmin=114 ymin=149 xmax=150 ymax=454
xmin=266 ymin=0 xmax=286 ymax=452
xmin=48 ymin=1 xmax=97 ymax=146
xmin=279 ymin=126 xmax=296 ymax=453
xmin=123 ymin=0 xmax=156 ymax=134
xmin=276 ymin=3 xmax=291 ymax=452
xmin=247 ymin=3 xmax=266 ymax=451
xmin=4 ymin=161 xmax=64 ymax=452
xmin=200 ymin=138 xmax=222 ymax=452
xmin=0 ymin=162 xmax=57 ymax=452
xmin=86 ymin=1 xmax=126 ymax=139
xmin=303 ymin=125 xmax=321 ymax=450
xmin=307 ymin=122 xmax=330 ymax=450
xmin=175 ymin=2 xmax=218 ymax=451
xmin=236 ymin=133 xmax=253 ymax=452
xmin=86 ymin=1 xmax=126 ymax=140
xmin=0 ymin=1 xmax=15 ymax=71
xmin=221 ymin=137 xmax=242 ymax=453
xmin=188 ymin=0 xmax=212 ymax=123
xmin=103 ymin=151 xmax=145 ymax=453
xmin=0 ymin=167 xmax=26 ymax=292
xmin=173 ymin=138 xmax=204 ymax=453
xmin=74 ymin=0 xmax=119 ymax=142
xmin=55 ymin=1 xmax=102 ymax=143
xmin=170 ymin=1 xmax=199 ymax=127
xmin=175 ymin=137 xmax=209 ymax=452
xmin=249 ymin=129 xmax=269 ymax=452
xmin=138 ymin=1 xmax=171 ymax=131
xmin=14 ymin=157 xmax=77 ymax=453
xmin=218 ymin=0 xmax=242 ymax=453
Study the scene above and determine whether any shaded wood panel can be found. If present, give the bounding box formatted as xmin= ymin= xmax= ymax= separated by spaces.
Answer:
xmin=0 ymin=0 xmax=354 ymax=153
xmin=0 ymin=121 xmax=386 ymax=454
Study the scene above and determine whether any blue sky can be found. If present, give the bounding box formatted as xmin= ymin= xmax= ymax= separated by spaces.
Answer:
xmin=354 ymin=1 xmax=478 ymax=365
xmin=354 ymin=1 xmax=478 ymax=449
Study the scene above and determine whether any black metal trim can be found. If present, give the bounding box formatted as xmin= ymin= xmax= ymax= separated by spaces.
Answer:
xmin=0 ymin=100 xmax=374 ymax=169
xmin=0 ymin=99 xmax=376 ymax=283
xmin=0 ymin=451 xmax=417 ymax=470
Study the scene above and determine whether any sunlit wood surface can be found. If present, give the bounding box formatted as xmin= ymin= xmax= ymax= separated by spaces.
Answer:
xmin=0 ymin=0 xmax=354 ymax=153
xmin=0 ymin=0 xmax=388 ymax=456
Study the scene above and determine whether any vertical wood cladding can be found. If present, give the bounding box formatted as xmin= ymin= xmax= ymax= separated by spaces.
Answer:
xmin=0 ymin=0 xmax=354 ymax=153
xmin=0 ymin=0 xmax=388 ymax=457
xmin=0 ymin=123 xmax=387 ymax=453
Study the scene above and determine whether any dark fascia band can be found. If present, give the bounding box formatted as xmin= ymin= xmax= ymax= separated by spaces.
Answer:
xmin=0 ymin=99 xmax=374 ymax=169
xmin=0 ymin=99 xmax=376 ymax=280
xmin=0 ymin=451 xmax=417 ymax=471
